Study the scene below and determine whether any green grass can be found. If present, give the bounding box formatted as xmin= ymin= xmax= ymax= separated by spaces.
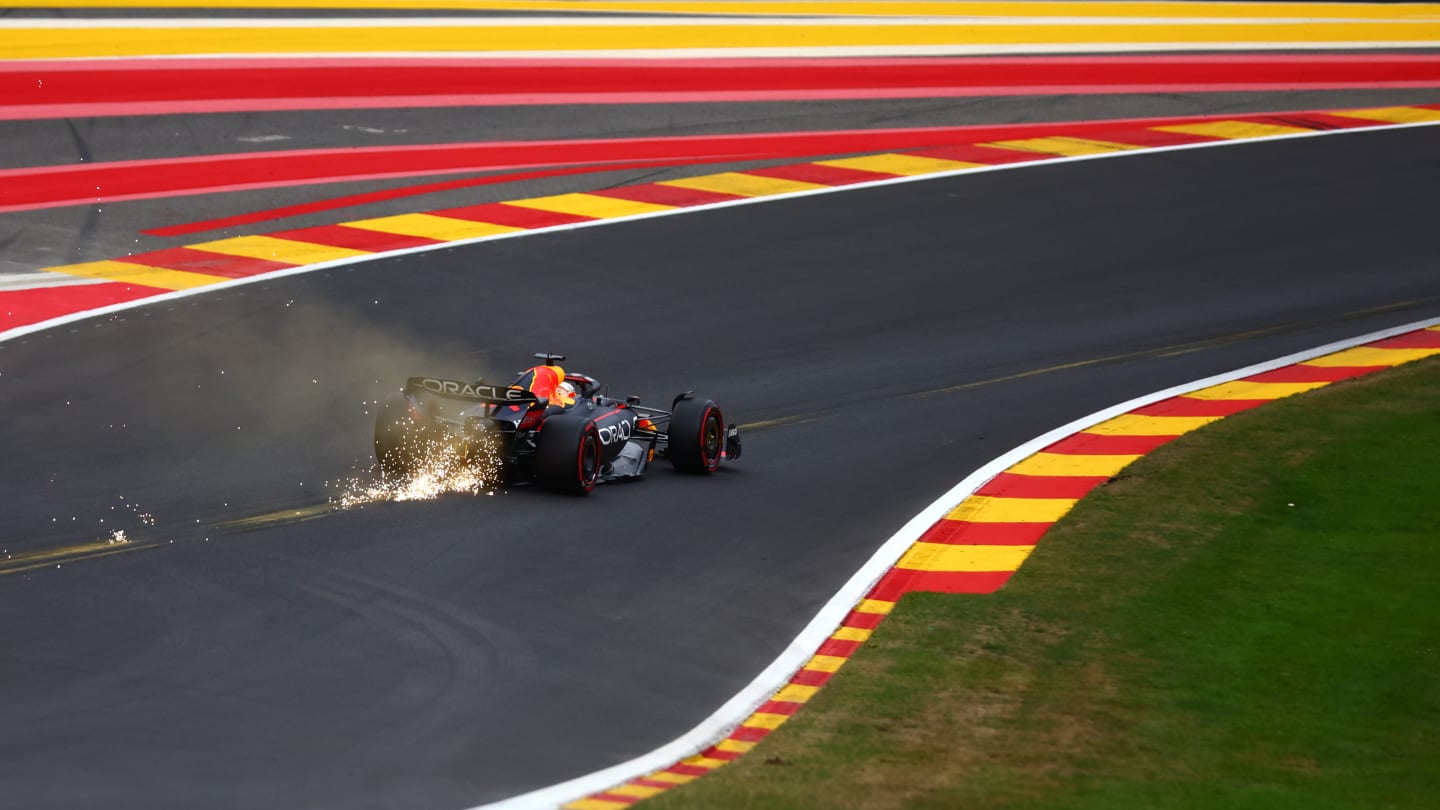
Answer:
xmin=650 ymin=357 xmax=1440 ymax=810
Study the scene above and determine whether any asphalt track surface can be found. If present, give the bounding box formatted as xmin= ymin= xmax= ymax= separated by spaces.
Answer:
xmin=2 ymin=124 xmax=1439 ymax=809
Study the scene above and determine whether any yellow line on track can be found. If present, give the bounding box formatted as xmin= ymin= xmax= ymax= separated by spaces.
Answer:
xmin=213 ymin=503 xmax=335 ymax=530
xmin=1 ymin=504 xmax=336 ymax=576
xmin=0 ymin=539 xmax=157 ymax=576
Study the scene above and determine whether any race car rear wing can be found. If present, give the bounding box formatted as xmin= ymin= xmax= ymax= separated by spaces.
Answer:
xmin=404 ymin=377 xmax=540 ymax=405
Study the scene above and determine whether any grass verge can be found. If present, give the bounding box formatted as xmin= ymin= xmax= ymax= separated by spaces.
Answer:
xmin=651 ymin=357 xmax=1440 ymax=810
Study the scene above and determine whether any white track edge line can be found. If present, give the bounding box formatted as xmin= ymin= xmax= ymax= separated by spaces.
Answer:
xmin=4 ymin=117 xmax=1436 ymax=347
xmin=477 ymin=314 xmax=1440 ymax=810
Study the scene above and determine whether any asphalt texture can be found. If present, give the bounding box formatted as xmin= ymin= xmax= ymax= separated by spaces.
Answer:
xmin=3 ymin=124 xmax=1439 ymax=809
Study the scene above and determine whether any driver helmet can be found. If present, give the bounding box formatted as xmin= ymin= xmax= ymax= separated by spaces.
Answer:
xmin=553 ymin=380 xmax=578 ymax=406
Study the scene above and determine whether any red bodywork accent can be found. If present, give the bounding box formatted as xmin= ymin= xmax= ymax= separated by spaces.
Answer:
xmin=522 ymin=366 xmax=564 ymax=400
xmin=515 ymin=404 xmax=544 ymax=431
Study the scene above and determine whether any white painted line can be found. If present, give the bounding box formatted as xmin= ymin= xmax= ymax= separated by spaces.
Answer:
xmin=5 ymin=118 xmax=1437 ymax=348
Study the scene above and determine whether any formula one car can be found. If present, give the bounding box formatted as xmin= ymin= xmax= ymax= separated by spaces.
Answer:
xmin=374 ymin=353 xmax=742 ymax=494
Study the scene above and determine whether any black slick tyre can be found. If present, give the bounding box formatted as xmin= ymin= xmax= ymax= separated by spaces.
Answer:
xmin=535 ymin=416 xmax=602 ymax=494
xmin=669 ymin=398 xmax=724 ymax=474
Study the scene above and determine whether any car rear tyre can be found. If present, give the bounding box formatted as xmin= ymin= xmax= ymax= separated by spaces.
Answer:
xmin=535 ymin=415 xmax=602 ymax=494
xmin=669 ymin=397 xmax=724 ymax=474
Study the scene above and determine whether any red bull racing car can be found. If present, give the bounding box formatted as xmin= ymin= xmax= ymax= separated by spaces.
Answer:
xmin=374 ymin=353 xmax=742 ymax=494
